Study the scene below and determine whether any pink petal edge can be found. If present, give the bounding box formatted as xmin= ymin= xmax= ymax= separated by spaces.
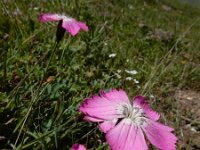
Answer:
xmin=39 ymin=13 xmax=61 ymax=22
xmin=83 ymin=116 xmax=104 ymax=122
xmin=71 ymin=144 xmax=86 ymax=150
xmin=99 ymin=119 xmax=118 ymax=133
xmin=143 ymin=119 xmax=177 ymax=150
xmin=133 ymin=96 xmax=160 ymax=121
xmin=78 ymin=22 xmax=89 ymax=31
xmin=79 ymin=90 xmax=128 ymax=121
xmin=100 ymin=89 xmax=130 ymax=104
xmin=62 ymin=20 xmax=81 ymax=36
xmin=79 ymin=98 xmax=122 ymax=121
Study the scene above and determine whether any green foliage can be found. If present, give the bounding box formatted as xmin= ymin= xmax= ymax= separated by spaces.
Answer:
xmin=0 ymin=0 xmax=200 ymax=149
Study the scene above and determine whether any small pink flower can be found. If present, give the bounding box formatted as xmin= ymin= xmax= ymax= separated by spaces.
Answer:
xmin=39 ymin=13 xmax=89 ymax=36
xmin=80 ymin=89 xmax=177 ymax=150
xmin=71 ymin=143 xmax=86 ymax=150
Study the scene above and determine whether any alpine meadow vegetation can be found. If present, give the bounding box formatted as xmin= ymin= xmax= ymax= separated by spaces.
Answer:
xmin=0 ymin=0 xmax=200 ymax=149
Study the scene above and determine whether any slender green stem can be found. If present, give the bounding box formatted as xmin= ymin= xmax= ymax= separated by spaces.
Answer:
xmin=45 ymin=42 xmax=59 ymax=76
xmin=3 ymin=49 xmax=8 ymax=90
xmin=59 ymin=42 xmax=69 ymax=67
xmin=14 ymin=41 xmax=59 ymax=148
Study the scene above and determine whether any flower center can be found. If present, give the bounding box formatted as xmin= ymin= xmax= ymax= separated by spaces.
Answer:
xmin=118 ymin=104 xmax=146 ymax=126
xmin=60 ymin=15 xmax=74 ymax=22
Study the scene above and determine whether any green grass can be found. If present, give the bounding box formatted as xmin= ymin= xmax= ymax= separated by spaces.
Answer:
xmin=0 ymin=0 xmax=200 ymax=149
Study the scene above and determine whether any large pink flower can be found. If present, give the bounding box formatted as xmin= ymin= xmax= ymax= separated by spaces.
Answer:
xmin=80 ymin=89 xmax=177 ymax=150
xmin=39 ymin=13 xmax=88 ymax=36
xmin=71 ymin=143 xmax=86 ymax=150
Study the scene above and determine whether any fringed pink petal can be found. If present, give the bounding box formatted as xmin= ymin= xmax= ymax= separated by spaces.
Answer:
xmin=106 ymin=119 xmax=148 ymax=150
xmin=71 ymin=144 xmax=86 ymax=150
xmin=79 ymin=94 xmax=123 ymax=121
xmin=100 ymin=89 xmax=130 ymax=104
xmin=39 ymin=13 xmax=61 ymax=22
xmin=78 ymin=22 xmax=89 ymax=31
xmin=99 ymin=119 xmax=118 ymax=133
xmin=84 ymin=116 xmax=104 ymax=122
xmin=133 ymin=96 xmax=160 ymax=121
xmin=62 ymin=20 xmax=81 ymax=36
xmin=143 ymin=119 xmax=177 ymax=150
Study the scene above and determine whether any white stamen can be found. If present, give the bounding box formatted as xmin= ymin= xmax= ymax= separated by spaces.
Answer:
xmin=117 ymin=103 xmax=147 ymax=126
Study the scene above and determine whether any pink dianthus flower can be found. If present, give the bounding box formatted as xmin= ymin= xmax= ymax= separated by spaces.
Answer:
xmin=39 ymin=13 xmax=88 ymax=39
xmin=80 ymin=89 xmax=177 ymax=150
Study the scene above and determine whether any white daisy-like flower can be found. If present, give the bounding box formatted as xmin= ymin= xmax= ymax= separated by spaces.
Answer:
xmin=109 ymin=53 xmax=117 ymax=58
xmin=117 ymin=70 xmax=121 ymax=73
xmin=125 ymin=69 xmax=138 ymax=75
xmin=126 ymin=77 xmax=133 ymax=81
xmin=115 ymin=73 xmax=121 ymax=79
xmin=134 ymin=79 xmax=139 ymax=84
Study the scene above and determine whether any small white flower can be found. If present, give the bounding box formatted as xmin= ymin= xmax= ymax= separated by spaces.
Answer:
xmin=190 ymin=127 xmax=197 ymax=132
xmin=34 ymin=7 xmax=39 ymax=10
xmin=150 ymin=94 xmax=155 ymax=98
xmin=126 ymin=59 xmax=130 ymax=62
xmin=117 ymin=70 xmax=121 ymax=73
xmin=109 ymin=53 xmax=117 ymax=58
xmin=133 ymin=79 xmax=139 ymax=84
xmin=126 ymin=77 xmax=133 ymax=81
xmin=125 ymin=69 xmax=138 ymax=75
xmin=128 ymin=5 xmax=134 ymax=10
xmin=115 ymin=73 xmax=121 ymax=79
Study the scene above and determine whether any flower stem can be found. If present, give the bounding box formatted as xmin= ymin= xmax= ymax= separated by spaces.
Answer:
xmin=45 ymin=42 xmax=59 ymax=76
xmin=14 ymin=41 xmax=59 ymax=147
xmin=3 ymin=49 xmax=8 ymax=91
